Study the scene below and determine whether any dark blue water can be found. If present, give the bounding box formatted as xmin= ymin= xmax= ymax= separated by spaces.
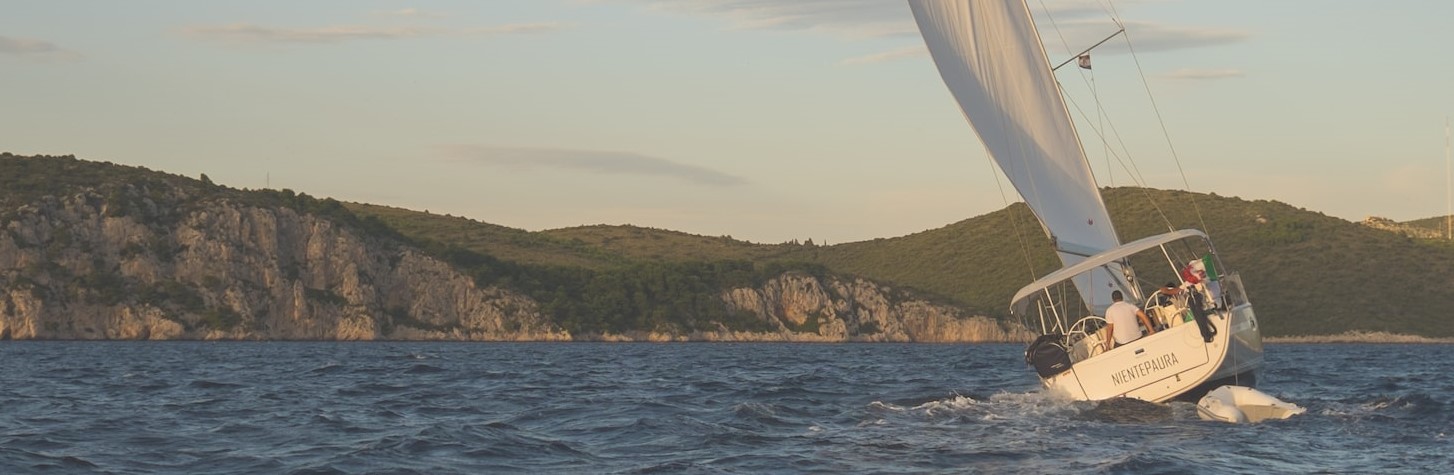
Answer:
xmin=0 ymin=342 xmax=1448 ymax=474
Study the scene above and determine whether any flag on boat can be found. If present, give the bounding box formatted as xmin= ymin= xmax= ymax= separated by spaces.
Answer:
xmin=1077 ymin=54 xmax=1091 ymax=69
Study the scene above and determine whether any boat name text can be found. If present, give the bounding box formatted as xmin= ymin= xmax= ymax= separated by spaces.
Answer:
xmin=1110 ymin=352 xmax=1180 ymax=386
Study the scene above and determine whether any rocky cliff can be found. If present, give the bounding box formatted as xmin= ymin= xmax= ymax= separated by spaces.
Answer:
xmin=0 ymin=181 xmax=567 ymax=340
xmin=718 ymin=273 xmax=1031 ymax=342
xmin=1 ymin=156 xmax=1024 ymax=342
xmin=1361 ymin=215 xmax=1445 ymax=239
xmin=575 ymin=273 xmax=1030 ymax=343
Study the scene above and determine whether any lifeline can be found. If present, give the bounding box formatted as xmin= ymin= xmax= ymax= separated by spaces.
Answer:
xmin=1111 ymin=353 xmax=1180 ymax=386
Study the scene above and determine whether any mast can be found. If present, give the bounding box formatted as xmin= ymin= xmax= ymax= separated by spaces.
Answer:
xmin=1446 ymin=116 xmax=1450 ymax=240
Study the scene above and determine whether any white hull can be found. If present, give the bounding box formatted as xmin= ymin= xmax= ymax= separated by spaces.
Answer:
xmin=1044 ymin=303 xmax=1263 ymax=403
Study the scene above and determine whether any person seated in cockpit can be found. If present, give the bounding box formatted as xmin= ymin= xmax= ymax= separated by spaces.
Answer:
xmin=1102 ymin=290 xmax=1158 ymax=352
xmin=1151 ymin=282 xmax=1184 ymax=329
xmin=1155 ymin=282 xmax=1180 ymax=307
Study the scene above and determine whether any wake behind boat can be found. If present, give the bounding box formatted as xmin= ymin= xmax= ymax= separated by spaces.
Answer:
xmin=907 ymin=0 xmax=1263 ymax=402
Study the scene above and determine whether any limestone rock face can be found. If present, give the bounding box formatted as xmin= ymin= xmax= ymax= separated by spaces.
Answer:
xmin=0 ymin=174 xmax=1024 ymax=343
xmin=0 ymin=187 xmax=566 ymax=341
xmin=718 ymin=273 xmax=1032 ymax=342
xmin=1361 ymin=216 xmax=1444 ymax=239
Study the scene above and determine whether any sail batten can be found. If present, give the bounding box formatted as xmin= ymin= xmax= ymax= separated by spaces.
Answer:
xmin=909 ymin=0 xmax=1125 ymax=311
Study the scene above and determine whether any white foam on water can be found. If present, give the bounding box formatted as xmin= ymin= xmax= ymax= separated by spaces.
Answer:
xmin=909 ymin=394 xmax=980 ymax=417
xmin=868 ymin=390 xmax=1085 ymax=423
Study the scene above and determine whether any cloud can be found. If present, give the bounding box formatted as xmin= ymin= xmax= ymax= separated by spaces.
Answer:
xmin=180 ymin=22 xmax=564 ymax=45
xmin=181 ymin=24 xmax=437 ymax=43
xmin=471 ymin=23 xmax=565 ymax=35
xmin=840 ymin=21 xmax=1247 ymax=66
xmin=1112 ymin=21 xmax=1250 ymax=53
xmin=1038 ymin=20 xmax=1249 ymax=57
xmin=619 ymin=0 xmax=1247 ymax=56
xmin=0 ymin=35 xmax=82 ymax=61
xmin=634 ymin=0 xmax=1119 ymax=38
xmin=441 ymin=145 xmax=747 ymax=186
xmin=635 ymin=0 xmax=910 ymax=38
xmin=840 ymin=45 xmax=923 ymax=66
xmin=1162 ymin=68 xmax=1244 ymax=80
xmin=373 ymin=8 xmax=442 ymax=18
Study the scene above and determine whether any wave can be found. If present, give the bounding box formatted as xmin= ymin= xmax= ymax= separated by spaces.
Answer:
xmin=403 ymin=364 xmax=446 ymax=374
xmin=872 ymin=391 xmax=1086 ymax=418
xmin=187 ymin=380 xmax=246 ymax=389
xmin=306 ymin=362 xmax=347 ymax=375
xmin=1 ymin=341 xmax=1446 ymax=473
xmin=1267 ymin=331 xmax=1454 ymax=344
xmin=1071 ymin=397 xmax=1175 ymax=424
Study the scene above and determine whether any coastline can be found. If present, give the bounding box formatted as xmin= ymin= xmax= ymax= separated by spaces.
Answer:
xmin=4 ymin=331 xmax=1452 ymax=343
xmin=1263 ymin=331 xmax=1454 ymax=344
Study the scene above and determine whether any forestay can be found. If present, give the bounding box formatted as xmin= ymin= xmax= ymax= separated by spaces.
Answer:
xmin=908 ymin=0 xmax=1127 ymax=313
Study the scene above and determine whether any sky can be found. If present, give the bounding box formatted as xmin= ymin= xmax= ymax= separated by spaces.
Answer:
xmin=5 ymin=0 xmax=1454 ymax=245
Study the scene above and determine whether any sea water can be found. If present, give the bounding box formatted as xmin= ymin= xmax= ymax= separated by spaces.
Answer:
xmin=0 ymin=342 xmax=1448 ymax=474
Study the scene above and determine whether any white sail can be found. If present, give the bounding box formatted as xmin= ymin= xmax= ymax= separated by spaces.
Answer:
xmin=909 ymin=0 xmax=1127 ymax=312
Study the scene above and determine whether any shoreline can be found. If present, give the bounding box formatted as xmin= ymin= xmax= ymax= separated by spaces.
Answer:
xmin=1262 ymin=331 xmax=1454 ymax=344
xmin=2 ymin=332 xmax=1451 ymax=344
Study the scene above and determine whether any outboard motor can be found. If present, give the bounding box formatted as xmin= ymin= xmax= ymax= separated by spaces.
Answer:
xmin=1025 ymin=334 xmax=1072 ymax=378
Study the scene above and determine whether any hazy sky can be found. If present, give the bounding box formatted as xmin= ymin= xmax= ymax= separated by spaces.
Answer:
xmin=5 ymin=1 xmax=1454 ymax=244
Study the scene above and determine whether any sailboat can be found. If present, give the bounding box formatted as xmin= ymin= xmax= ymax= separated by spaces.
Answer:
xmin=907 ymin=0 xmax=1263 ymax=402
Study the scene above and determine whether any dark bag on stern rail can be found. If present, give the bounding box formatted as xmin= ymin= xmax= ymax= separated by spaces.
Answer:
xmin=1025 ymin=334 xmax=1072 ymax=378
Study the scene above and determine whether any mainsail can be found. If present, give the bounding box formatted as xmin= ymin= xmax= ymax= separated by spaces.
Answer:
xmin=908 ymin=0 xmax=1128 ymax=313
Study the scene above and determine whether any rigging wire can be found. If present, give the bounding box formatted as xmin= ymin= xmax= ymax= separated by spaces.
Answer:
xmin=1062 ymin=83 xmax=1177 ymax=233
xmin=984 ymin=110 xmax=1047 ymax=329
xmin=1037 ymin=0 xmax=1176 ymax=234
xmin=1080 ymin=94 xmax=1154 ymax=187
xmin=982 ymin=4 xmax=1047 ymax=316
xmin=1034 ymin=0 xmax=1116 ymax=201
xmin=988 ymin=155 xmax=1041 ymax=285
xmin=1105 ymin=0 xmax=1213 ymax=237
xmin=1037 ymin=0 xmax=1109 ymax=186
xmin=1096 ymin=65 xmax=1109 ymax=187
xmin=1037 ymin=0 xmax=1129 ymax=189
xmin=1013 ymin=0 xmax=1070 ymax=301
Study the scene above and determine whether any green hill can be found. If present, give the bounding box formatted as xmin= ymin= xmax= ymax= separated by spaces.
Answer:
xmin=771 ymin=203 xmax=1058 ymax=316
xmin=540 ymin=225 xmax=796 ymax=263
xmin=1111 ymin=187 xmax=1454 ymax=337
xmin=349 ymin=185 xmax=1454 ymax=337
xmin=1401 ymin=215 xmax=1454 ymax=240
xmin=341 ymin=203 xmax=628 ymax=270
xmin=787 ymin=187 xmax=1454 ymax=337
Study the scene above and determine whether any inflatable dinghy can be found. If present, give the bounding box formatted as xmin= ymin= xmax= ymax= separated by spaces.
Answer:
xmin=1196 ymin=385 xmax=1304 ymax=423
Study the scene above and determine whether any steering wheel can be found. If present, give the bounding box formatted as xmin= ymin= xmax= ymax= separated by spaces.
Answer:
xmin=1066 ymin=316 xmax=1107 ymax=345
xmin=1144 ymin=293 xmax=1162 ymax=311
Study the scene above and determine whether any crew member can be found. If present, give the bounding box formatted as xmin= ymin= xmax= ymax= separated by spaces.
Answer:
xmin=1103 ymin=290 xmax=1157 ymax=352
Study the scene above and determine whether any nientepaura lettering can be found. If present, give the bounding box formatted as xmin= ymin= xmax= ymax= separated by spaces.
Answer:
xmin=1110 ymin=353 xmax=1180 ymax=386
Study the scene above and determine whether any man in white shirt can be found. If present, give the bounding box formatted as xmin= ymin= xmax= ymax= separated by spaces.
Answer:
xmin=1102 ymin=290 xmax=1157 ymax=352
